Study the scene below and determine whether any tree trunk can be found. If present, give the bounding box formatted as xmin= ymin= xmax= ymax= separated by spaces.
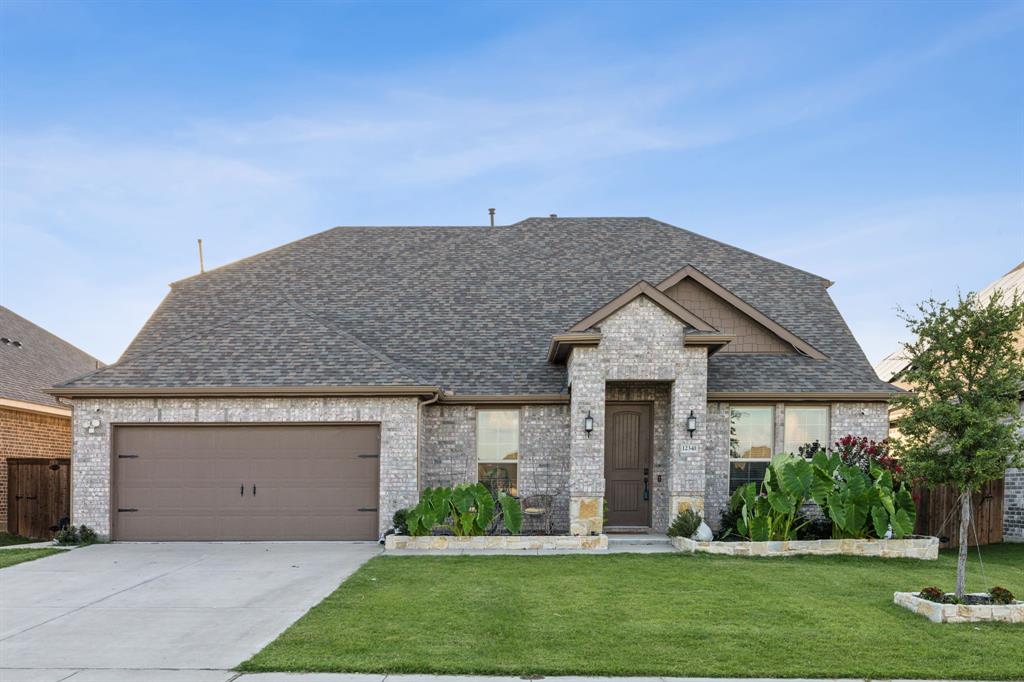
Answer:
xmin=956 ymin=490 xmax=971 ymax=599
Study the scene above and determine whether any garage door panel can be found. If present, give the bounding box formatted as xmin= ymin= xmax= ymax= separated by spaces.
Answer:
xmin=112 ymin=425 xmax=380 ymax=541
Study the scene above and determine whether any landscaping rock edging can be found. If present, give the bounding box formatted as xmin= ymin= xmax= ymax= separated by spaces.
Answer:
xmin=893 ymin=591 xmax=1024 ymax=623
xmin=384 ymin=534 xmax=608 ymax=552
xmin=670 ymin=535 xmax=939 ymax=559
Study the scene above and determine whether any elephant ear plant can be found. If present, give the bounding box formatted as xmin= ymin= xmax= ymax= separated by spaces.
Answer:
xmin=405 ymin=483 xmax=523 ymax=536
xmin=809 ymin=450 xmax=916 ymax=539
xmin=731 ymin=454 xmax=813 ymax=541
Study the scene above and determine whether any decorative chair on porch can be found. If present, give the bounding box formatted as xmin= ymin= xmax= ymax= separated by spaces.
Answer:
xmin=520 ymin=494 xmax=554 ymax=535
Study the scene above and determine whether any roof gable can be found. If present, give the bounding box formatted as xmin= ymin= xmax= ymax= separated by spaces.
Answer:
xmin=656 ymin=265 xmax=826 ymax=360
xmin=568 ymin=281 xmax=716 ymax=333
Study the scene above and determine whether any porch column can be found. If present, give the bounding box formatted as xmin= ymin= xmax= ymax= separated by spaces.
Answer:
xmin=567 ymin=346 xmax=606 ymax=535
xmin=668 ymin=346 xmax=708 ymax=520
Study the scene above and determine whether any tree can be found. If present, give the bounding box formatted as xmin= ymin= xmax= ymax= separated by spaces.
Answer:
xmin=891 ymin=290 xmax=1024 ymax=599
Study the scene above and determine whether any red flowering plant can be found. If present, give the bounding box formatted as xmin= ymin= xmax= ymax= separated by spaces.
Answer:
xmin=832 ymin=435 xmax=904 ymax=480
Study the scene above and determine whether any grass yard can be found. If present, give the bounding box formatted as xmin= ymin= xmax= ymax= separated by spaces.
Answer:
xmin=0 ymin=548 xmax=65 ymax=569
xmin=0 ymin=532 xmax=38 ymax=547
xmin=241 ymin=543 xmax=1024 ymax=679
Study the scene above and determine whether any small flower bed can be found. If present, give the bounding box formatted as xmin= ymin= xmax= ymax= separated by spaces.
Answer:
xmin=917 ymin=585 xmax=1016 ymax=605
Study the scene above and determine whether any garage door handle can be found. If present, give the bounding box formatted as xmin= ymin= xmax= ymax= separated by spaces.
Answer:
xmin=357 ymin=454 xmax=379 ymax=459
xmin=358 ymin=507 xmax=378 ymax=512
xmin=240 ymin=484 xmax=244 ymax=497
xmin=252 ymin=484 xmax=256 ymax=496
xmin=118 ymin=508 xmax=138 ymax=512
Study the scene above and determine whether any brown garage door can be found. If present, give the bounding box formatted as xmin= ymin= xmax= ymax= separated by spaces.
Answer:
xmin=112 ymin=424 xmax=379 ymax=541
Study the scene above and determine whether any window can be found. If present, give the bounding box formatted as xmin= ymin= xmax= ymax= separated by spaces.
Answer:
xmin=784 ymin=406 xmax=829 ymax=454
xmin=477 ymin=410 xmax=519 ymax=496
xmin=729 ymin=406 xmax=773 ymax=493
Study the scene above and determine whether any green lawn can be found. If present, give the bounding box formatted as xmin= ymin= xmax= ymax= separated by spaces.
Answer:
xmin=0 ymin=532 xmax=38 ymax=546
xmin=0 ymin=547 xmax=65 ymax=569
xmin=241 ymin=543 xmax=1024 ymax=679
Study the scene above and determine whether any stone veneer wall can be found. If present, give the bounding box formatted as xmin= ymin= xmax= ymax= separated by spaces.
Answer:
xmin=1006 ymin=467 xmax=1023 ymax=540
xmin=829 ymin=402 xmax=889 ymax=443
xmin=419 ymin=403 xmax=571 ymax=532
xmin=70 ymin=396 xmax=420 ymax=538
xmin=1006 ymin=400 xmax=1024 ymax=541
xmin=567 ymin=297 xmax=708 ymax=535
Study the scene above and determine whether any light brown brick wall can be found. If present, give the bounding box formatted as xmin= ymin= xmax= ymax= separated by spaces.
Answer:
xmin=0 ymin=407 xmax=72 ymax=527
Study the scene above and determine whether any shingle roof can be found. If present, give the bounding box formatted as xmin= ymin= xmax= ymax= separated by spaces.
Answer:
xmin=1 ymin=306 xmax=101 ymax=408
xmin=56 ymin=217 xmax=893 ymax=396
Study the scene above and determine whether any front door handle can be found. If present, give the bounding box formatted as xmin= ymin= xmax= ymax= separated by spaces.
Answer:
xmin=642 ymin=477 xmax=650 ymax=501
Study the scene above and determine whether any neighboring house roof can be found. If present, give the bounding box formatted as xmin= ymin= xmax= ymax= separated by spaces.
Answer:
xmin=873 ymin=261 xmax=1024 ymax=383
xmin=54 ymin=217 xmax=893 ymax=396
xmin=1 ymin=306 xmax=101 ymax=409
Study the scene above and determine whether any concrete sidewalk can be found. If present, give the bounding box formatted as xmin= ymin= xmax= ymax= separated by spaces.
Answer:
xmin=0 ymin=672 xmax=980 ymax=682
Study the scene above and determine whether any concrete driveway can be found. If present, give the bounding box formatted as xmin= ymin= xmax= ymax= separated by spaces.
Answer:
xmin=0 ymin=542 xmax=379 ymax=677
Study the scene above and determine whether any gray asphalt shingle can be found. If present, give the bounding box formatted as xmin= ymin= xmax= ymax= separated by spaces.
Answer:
xmin=1 ymin=306 xmax=102 ymax=407
xmin=55 ymin=217 xmax=893 ymax=395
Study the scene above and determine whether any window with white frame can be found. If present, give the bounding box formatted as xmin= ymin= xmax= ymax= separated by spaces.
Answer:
xmin=783 ymin=405 xmax=829 ymax=454
xmin=728 ymin=406 xmax=774 ymax=493
xmin=477 ymin=410 xmax=519 ymax=496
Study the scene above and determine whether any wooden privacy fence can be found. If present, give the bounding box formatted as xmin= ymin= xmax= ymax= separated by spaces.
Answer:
xmin=913 ymin=478 xmax=1003 ymax=548
xmin=6 ymin=458 xmax=70 ymax=540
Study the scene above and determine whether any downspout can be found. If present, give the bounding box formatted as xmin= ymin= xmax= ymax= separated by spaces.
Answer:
xmin=54 ymin=395 xmax=76 ymax=528
xmin=416 ymin=389 xmax=444 ymax=496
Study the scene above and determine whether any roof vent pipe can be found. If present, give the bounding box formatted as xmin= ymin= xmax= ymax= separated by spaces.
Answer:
xmin=488 ymin=208 xmax=495 ymax=226
xmin=197 ymin=238 xmax=205 ymax=274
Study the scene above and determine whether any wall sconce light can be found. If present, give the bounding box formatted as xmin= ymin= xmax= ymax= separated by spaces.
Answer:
xmin=584 ymin=410 xmax=594 ymax=438
xmin=686 ymin=410 xmax=697 ymax=438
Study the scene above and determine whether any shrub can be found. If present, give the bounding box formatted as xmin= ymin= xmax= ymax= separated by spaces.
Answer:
xmin=989 ymin=586 xmax=1015 ymax=604
xmin=715 ymin=506 xmax=742 ymax=541
xmin=405 ymin=484 xmax=523 ymax=536
xmin=919 ymin=586 xmax=945 ymax=602
xmin=731 ymin=454 xmax=813 ymax=541
xmin=54 ymin=524 xmax=98 ymax=545
xmin=54 ymin=525 xmax=79 ymax=545
xmin=808 ymin=449 xmax=916 ymax=539
xmin=392 ymin=508 xmax=410 ymax=535
xmin=666 ymin=508 xmax=702 ymax=538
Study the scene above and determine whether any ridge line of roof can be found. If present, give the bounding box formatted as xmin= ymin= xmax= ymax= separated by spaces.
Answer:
xmin=642 ymin=217 xmax=832 ymax=285
xmin=170 ymin=223 xmax=499 ymax=287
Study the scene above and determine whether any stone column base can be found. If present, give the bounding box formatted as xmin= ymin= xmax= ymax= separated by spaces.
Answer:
xmin=569 ymin=496 xmax=604 ymax=536
xmin=670 ymin=494 xmax=705 ymax=519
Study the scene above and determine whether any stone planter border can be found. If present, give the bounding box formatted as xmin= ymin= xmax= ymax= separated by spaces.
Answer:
xmin=893 ymin=592 xmax=1024 ymax=623
xmin=384 ymin=534 xmax=608 ymax=552
xmin=671 ymin=535 xmax=939 ymax=559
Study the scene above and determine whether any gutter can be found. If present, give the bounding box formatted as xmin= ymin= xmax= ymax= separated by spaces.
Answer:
xmin=45 ymin=385 xmax=442 ymax=399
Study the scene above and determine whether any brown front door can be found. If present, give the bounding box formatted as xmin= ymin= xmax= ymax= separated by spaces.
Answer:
xmin=112 ymin=424 xmax=380 ymax=541
xmin=604 ymin=403 xmax=653 ymax=527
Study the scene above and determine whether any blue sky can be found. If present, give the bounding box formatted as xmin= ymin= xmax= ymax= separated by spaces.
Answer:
xmin=1 ymin=0 xmax=1021 ymax=366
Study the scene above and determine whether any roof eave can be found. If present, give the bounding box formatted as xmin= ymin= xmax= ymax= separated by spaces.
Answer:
xmin=46 ymin=385 xmax=442 ymax=399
